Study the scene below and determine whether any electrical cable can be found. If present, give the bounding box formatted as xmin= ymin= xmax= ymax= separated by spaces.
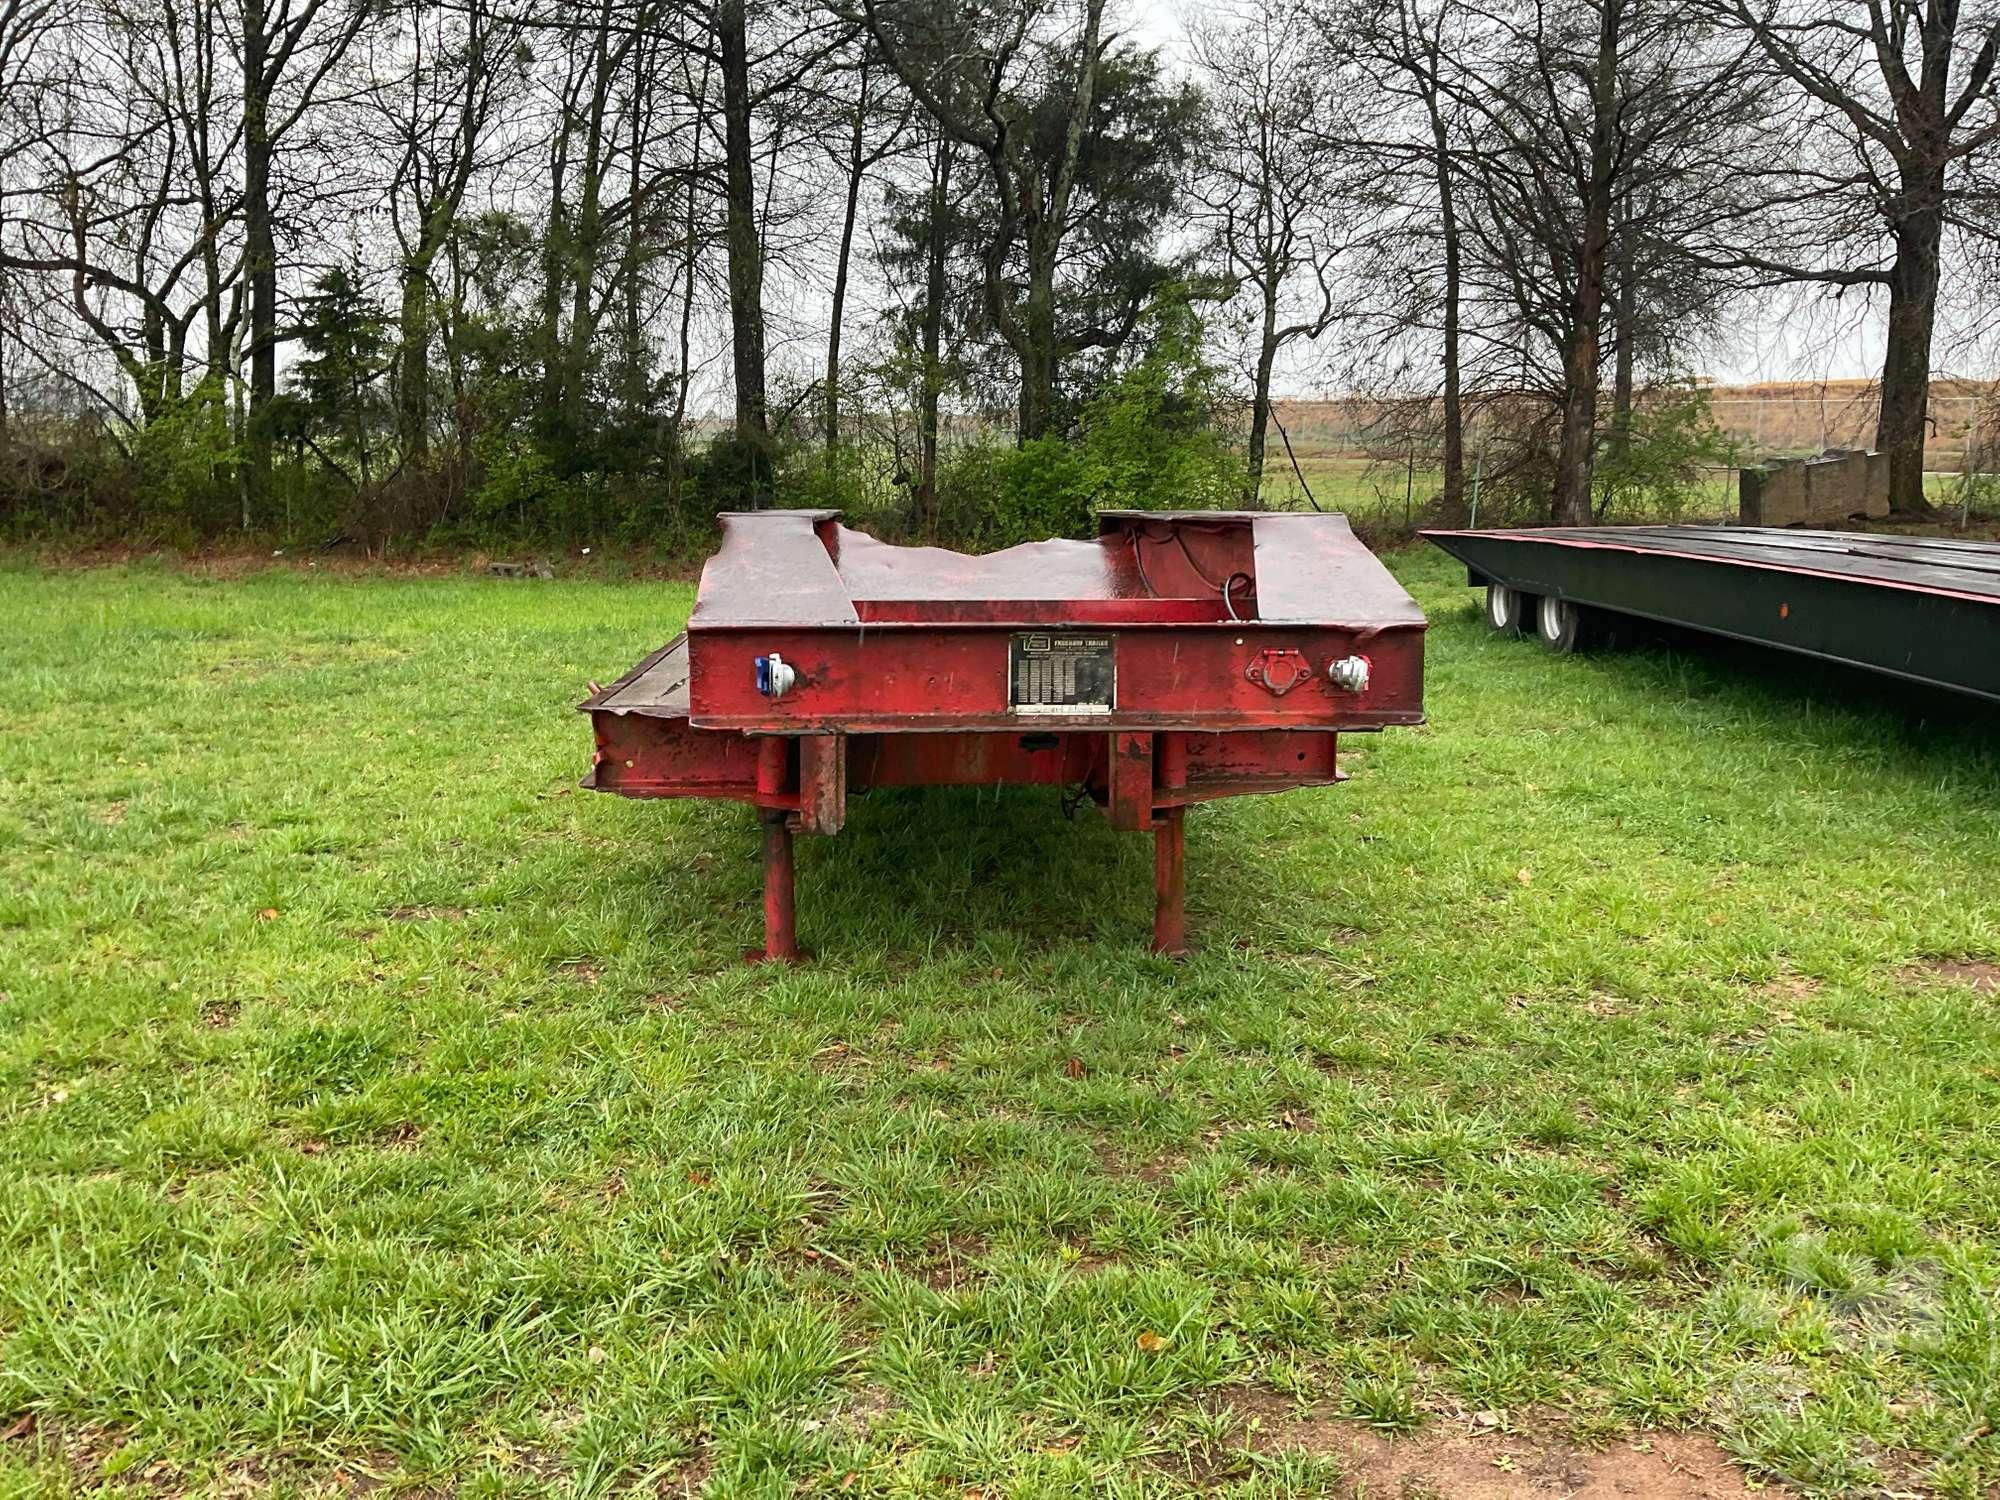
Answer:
xmin=1130 ymin=534 xmax=1157 ymax=599
xmin=1133 ymin=524 xmax=1253 ymax=619
xmin=1221 ymin=571 xmax=1252 ymax=623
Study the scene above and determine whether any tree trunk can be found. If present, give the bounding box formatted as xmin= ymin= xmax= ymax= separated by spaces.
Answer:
xmin=398 ymin=270 xmax=430 ymax=461
xmin=231 ymin=314 xmax=250 ymax=530
xmin=621 ymin=51 xmax=647 ymax=425
xmin=565 ymin=177 xmax=603 ymax=435
xmin=1019 ymin=226 xmax=1058 ymax=442
xmin=719 ymin=0 xmax=770 ymax=498
xmin=537 ymin=67 xmax=574 ymax=431
xmin=242 ymin=0 xmax=274 ymax=520
xmin=1247 ymin=287 xmax=1278 ymax=502
xmin=563 ymin=28 xmax=615 ymax=445
xmin=1553 ymin=0 xmax=1622 ymax=528
xmin=1431 ymin=102 xmax=1463 ymax=520
xmin=1877 ymin=199 xmax=1942 ymax=517
xmin=537 ymin=208 xmax=568 ymax=426
xmin=446 ymin=231 xmax=472 ymax=475
xmin=1554 ymin=328 xmax=1605 ymax=527
xmin=824 ymin=64 xmax=870 ymax=452
xmin=916 ymin=134 xmax=951 ymax=532
xmin=1609 ymin=244 xmax=1635 ymax=466
xmin=0 ymin=285 xmax=10 ymax=453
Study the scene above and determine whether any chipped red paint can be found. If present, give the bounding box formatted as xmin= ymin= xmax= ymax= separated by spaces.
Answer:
xmin=582 ymin=511 xmax=1425 ymax=956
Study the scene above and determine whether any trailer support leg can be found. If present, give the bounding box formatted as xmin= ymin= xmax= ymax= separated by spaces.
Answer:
xmin=748 ymin=813 xmax=801 ymax=963
xmin=1152 ymin=807 xmax=1188 ymax=958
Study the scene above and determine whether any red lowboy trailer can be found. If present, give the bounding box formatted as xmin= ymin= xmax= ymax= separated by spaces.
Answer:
xmin=580 ymin=509 xmax=1425 ymax=959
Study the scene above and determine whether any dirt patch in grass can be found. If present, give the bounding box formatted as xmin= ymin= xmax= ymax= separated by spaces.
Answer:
xmin=660 ymin=1442 xmax=714 ymax=1496
xmin=1751 ymin=972 xmax=1823 ymax=1003
xmin=914 ymin=1233 xmax=989 ymax=1290
xmin=810 ymin=1039 xmax=869 ymax=1075
xmin=1227 ymin=1395 xmax=1761 ymax=1498
xmin=1092 ymin=1140 xmax=1183 ymax=1185
xmin=4 ymin=1414 xmax=439 ymax=1496
xmin=840 ymin=1384 xmax=899 ymax=1434
xmin=1905 ymin=957 xmax=2000 ymax=993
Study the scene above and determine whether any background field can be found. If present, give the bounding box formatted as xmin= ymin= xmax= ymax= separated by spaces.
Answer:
xmin=1 ymin=552 xmax=1997 ymax=1497
xmin=1268 ymin=381 xmax=2000 ymax=472
xmin=1253 ymin=447 xmax=1984 ymax=531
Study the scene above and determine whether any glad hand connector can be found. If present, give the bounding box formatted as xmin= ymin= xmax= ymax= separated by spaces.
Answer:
xmin=1327 ymin=654 xmax=1370 ymax=693
xmin=754 ymin=652 xmax=797 ymax=699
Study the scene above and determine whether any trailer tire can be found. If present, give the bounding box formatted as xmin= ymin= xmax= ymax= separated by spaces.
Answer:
xmin=1534 ymin=595 xmax=1593 ymax=654
xmin=1484 ymin=583 xmax=1530 ymax=635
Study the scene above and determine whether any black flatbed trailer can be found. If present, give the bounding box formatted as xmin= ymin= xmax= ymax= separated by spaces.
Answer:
xmin=1422 ymin=525 xmax=2000 ymax=703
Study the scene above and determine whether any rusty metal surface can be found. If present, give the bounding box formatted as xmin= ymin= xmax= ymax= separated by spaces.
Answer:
xmin=672 ymin=510 xmax=1425 ymax=734
xmin=588 ymin=634 xmax=690 ymax=718
xmin=585 ymin=510 xmax=1427 ymax=955
xmin=832 ymin=526 xmax=1155 ymax=603
xmin=683 ymin=623 xmax=1423 ymax=733
xmin=1248 ymin=513 xmax=1429 ymax=625
xmin=687 ymin=510 xmax=1427 ymax=626
xmin=690 ymin=511 xmax=858 ymax=628
xmin=1152 ymin=806 xmax=1187 ymax=956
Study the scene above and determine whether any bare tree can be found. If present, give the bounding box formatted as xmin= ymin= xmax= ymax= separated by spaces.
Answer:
xmin=1439 ymin=0 xmax=1762 ymax=523
xmin=367 ymin=0 xmax=525 ymax=464
xmin=1694 ymin=0 xmax=2000 ymax=515
xmin=1188 ymin=0 xmax=1350 ymax=501
xmin=714 ymin=0 xmax=768 ymax=467
xmin=0 ymin=0 xmax=75 ymax=450
xmin=819 ymin=36 xmax=911 ymax=450
xmin=0 ymin=0 xmax=243 ymax=425
xmin=1323 ymin=0 xmax=1473 ymax=515
xmin=239 ymin=0 xmax=374 ymax=512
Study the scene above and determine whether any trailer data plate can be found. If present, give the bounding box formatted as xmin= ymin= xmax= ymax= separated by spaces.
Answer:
xmin=1010 ymin=632 xmax=1115 ymax=714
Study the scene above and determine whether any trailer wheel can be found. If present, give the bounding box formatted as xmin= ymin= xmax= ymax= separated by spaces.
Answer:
xmin=1484 ymin=583 xmax=1530 ymax=635
xmin=1534 ymin=595 xmax=1592 ymax=654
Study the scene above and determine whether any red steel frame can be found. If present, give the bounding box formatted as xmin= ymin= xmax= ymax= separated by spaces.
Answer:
xmin=581 ymin=509 xmax=1425 ymax=958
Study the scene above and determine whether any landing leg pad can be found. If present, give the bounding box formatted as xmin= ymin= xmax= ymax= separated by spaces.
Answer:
xmin=744 ymin=946 xmax=813 ymax=966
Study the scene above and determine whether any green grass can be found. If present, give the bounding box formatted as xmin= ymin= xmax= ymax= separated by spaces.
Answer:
xmin=1260 ymin=455 xmax=1444 ymax=520
xmin=1256 ymin=456 xmax=1977 ymax=528
xmin=1255 ymin=455 xmax=1741 ymax=525
xmin=1 ymin=550 xmax=1998 ymax=1497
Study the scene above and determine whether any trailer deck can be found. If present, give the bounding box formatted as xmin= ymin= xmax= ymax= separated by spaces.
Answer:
xmin=1424 ymin=525 xmax=2000 ymax=703
xmin=584 ymin=509 xmax=1425 ymax=957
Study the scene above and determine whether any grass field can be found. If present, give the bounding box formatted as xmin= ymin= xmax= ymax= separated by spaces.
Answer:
xmin=1256 ymin=457 xmax=1744 ymax=529
xmin=2 ymin=549 xmax=1998 ymax=1497
xmin=1256 ymin=455 xmax=1985 ymax=531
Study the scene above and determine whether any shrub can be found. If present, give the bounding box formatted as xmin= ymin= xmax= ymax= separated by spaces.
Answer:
xmin=686 ymin=429 xmax=776 ymax=513
xmin=936 ymin=300 xmax=1240 ymax=550
xmin=132 ymin=379 xmax=239 ymax=532
xmin=1592 ymin=381 xmax=1746 ymax=523
xmin=776 ymin=443 xmax=886 ymax=517
xmin=466 ymin=432 xmax=565 ymax=533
